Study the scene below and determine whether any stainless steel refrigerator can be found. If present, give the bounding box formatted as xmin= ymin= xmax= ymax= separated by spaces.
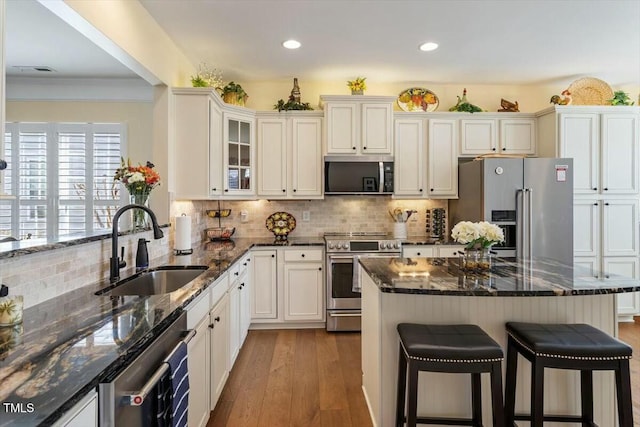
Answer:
xmin=450 ymin=158 xmax=573 ymax=264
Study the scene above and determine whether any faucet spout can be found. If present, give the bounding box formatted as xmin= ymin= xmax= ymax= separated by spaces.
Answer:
xmin=110 ymin=204 xmax=164 ymax=282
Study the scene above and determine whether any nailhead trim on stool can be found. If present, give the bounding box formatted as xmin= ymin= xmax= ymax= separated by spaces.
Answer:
xmin=504 ymin=322 xmax=634 ymax=427
xmin=396 ymin=323 xmax=505 ymax=427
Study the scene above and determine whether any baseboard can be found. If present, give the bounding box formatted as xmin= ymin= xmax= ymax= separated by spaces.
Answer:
xmin=249 ymin=322 xmax=325 ymax=330
xmin=361 ymin=384 xmax=378 ymax=427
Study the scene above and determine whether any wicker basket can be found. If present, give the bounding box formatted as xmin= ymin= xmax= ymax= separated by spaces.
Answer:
xmin=567 ymin=77 xmax=614 ymax=105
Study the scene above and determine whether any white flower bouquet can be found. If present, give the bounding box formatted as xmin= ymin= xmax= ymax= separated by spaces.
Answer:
xmin=451 ymin=221 xmax=504 ymax=249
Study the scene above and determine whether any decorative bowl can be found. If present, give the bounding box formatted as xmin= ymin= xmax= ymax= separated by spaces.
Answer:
xmin=205 ymin=227 xmax=235 ymax=241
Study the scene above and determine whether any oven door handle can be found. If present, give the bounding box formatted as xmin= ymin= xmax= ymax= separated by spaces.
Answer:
xmin=124 ymin=328 xmax=196 ymax=406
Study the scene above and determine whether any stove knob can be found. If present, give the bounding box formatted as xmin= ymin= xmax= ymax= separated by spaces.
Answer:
xmin=393 ymin=242 xmax=400 ymax=249
xmin=328 ymin=243 xmax=334 ymax=250
xmin=338 ymin=243 xmax=345 ymax=250
xmin=382 ymin=243 xmax=389 ymax=250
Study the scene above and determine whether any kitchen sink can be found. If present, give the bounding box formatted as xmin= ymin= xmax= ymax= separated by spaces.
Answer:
xmin=98 ymin=265 xmax=209 ymax=296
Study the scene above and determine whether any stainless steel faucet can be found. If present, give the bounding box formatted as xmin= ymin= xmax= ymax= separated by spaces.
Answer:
xmin=110 ymin=204 xmax=164 ymax=282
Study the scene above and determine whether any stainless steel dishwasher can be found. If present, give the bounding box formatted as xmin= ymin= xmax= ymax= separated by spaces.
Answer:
xmin=99 ymin=311 xmax=193 ymax=426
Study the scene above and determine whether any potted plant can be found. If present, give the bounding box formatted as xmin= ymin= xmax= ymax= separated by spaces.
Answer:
xmin=608 ymin=91 xmax=634 ymax=106
xmin=347 ymin=77 xmax=367 ymax=95
xmin=222 ymin=81 xmax=248 ymax=106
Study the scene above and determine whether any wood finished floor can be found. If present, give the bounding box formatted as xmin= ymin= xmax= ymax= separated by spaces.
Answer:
xmin=207 ymin=329 xmax=372 ymax=427
xmin=210 ymin=322 xmax=640 ymax=427
xmin=619 ymin=319 xmax=640 ymax=426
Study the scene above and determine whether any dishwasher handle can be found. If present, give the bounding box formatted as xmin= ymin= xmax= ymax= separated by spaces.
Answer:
xmin=125 ymin=328 xmax=196 ymax=406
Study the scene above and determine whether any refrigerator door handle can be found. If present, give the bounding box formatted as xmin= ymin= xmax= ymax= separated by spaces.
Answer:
xmin=516 ymin=188 xmax=525 ymax=260
xmin=527 ymin=188 xmax=533 ymax=262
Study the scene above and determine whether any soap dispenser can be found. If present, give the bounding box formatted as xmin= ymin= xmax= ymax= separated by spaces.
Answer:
xmin=136 ymin=238 xmax=150 ymax=270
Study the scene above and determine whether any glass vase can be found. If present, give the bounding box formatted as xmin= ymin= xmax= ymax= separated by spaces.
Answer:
xmin=129 ymin=191 xmax=150 ymax=231
xmin=460 ymin=248 xmax=492 ymax=272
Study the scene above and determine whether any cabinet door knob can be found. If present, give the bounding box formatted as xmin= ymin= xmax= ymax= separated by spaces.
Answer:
xmin=282 ymin=189 xmax=286 ymax=192
xmin=593 ymin=187 xmax=597 ymax=191
xmin=605 ymin=275 xmax=610 ymax=279
xmin=243 ymin=262 xmax=247 ymax=266
xmin=301 ymin=253 xmax=305 ymax=257
xmin=419 ymin=188 xmax=423 ymax=192
xmin=605 ymin=202 xmax=610 ymax=206
xmin=215 ymin=316 xmax=221 ymax=322
xmin=318 ymin=267 xmax=322 ymax=271
xmin=492 ymin=148 xmax=496 ymax=152
xmin=208 ymin=324 xmax=215 ymax=329
xmin=593 ymin=202 xmax=598 ymax=206
xmin=212 ymin=187 xmax=217 ymax=192
xmin=234 ymin=272 xmax=239 ymax=276
xmin=363 ymin=146 xmax=367 ymax=150
xmin=502 ymin=147 xmax=506 ymax=151
xmin=247 ymin=258 xmax=250 ymax=262
xmin=417 ymin=252 xmax=421 ymax=256
xmin=225 ymin=189 xmax=229 ymax=192
xmin=352 ymin=147 xmax=356 ymax=150
xmin=603 ymin=187 xmax=609 ymax=191
xmin=271 ymin=254 xmax=275 ymax=258
xmin=430 ymin=188 xmax=434 ymax=191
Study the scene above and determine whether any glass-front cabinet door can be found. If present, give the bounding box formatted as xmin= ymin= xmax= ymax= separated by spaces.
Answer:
xmin=223 ymin=112 xmax=255 ymax=196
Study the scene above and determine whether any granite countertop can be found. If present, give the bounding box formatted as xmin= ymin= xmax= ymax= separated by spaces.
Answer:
xmin=360 ymin=256 xmax=640 ymax=296
xmin=0 ymin=236 xmax=322 ymax=426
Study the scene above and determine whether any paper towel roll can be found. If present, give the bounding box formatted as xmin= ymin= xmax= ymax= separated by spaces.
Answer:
xmin=175 ymin=215 xmax=192 ymax=252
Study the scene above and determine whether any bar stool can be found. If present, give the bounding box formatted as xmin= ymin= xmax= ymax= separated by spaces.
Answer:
xmin=504 ymin=322 xmax=634 ymax=427
xmin=396 ymin=323 xmax=505 ymax=427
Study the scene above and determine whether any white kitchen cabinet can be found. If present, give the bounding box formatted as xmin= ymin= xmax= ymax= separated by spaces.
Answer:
xmin=188 ymin=315 xmax=210 ymax=427
xmin=228 ymin=279 xmax=240 ymax=366
xmin=251 ymin=250 xmax=278 ymax=319
xmin=540 ymin=108 xmax=639 ymax=196
xmin=209 ymin=293 xmax=229 ymax=409
xmin=321 ymin=95 xmax=395 ymax=155
xmin=427 ymin=119 xmax=458 ymax=198
xmin=223 ymin=111 xmax=255 ymax=196
xmin=574 ymin=199 xmax=639 ymax=259
xmin=256 ymin=113 xmax=322 ymax=199
xmin=394 ymin=119 xmax=424 ymax=197
xmin=605 ymin=258 xmax=640 ymax=319
xmin=173 ymin=88 xmax=223 ymax=198
xmin=283 ymin=261 xmax=324 ymax=321
xmin=52 ymin=390 xmax=97 ymax=427
xmin=228 ymin=254 xmax=251 ymax=366
xmin=459 ymin=117 xmax=536 ymax=156
xmin=460 ymin=119 xmax=496 ymax=155
xmin=402 ymin=245 xmax=461 ymax=258
xmin=239 ymin=256 xmax=252 ymax=344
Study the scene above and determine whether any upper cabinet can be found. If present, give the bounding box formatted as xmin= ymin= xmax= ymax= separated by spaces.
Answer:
xmin=537 ymin=106 xmax=639 ymax=196
xmin=223 ymin=111 xmax=256 ymax=197
xmin=459 ymin=115 xmax=536 ymax=156
xmin=393 ymin=116 xmax=457 ymax=199
xmin=173 ymin=88 xmax=223 ymax=199
xmin=321 ymin=95 xmax=395 ymax=155
xmin=256 ymin=112 xmax=323 ymax=199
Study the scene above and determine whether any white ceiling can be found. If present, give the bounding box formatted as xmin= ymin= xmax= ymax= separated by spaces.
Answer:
xmin=4 ymin=0 xmax=640 ymax=88
xmin=5 ymin=0 xmax=138 ymax=78
xmin=140 ymin=0 xmax=640 ymax=86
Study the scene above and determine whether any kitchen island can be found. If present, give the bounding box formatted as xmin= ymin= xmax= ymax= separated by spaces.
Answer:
xmin=360 ymin=256 xmax=640 ymax=427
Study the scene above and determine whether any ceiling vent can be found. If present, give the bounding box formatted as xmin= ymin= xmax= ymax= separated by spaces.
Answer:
xmin=11 ymin=65 xmax=57 ymax=73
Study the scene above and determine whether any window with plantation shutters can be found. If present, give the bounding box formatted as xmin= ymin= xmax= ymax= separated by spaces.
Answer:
xmin=0 ymin=123 xmax=125 ymax=240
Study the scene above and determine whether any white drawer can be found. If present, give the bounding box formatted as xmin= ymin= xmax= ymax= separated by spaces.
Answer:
xmin=402 ymin=246 xmax=434 ymax=258
xmin=284 ymin=248 xmax=323 ymax=262
xmin=210 ymin=273 xmax=228 ymax=307
xmin=229 ymin=262 xmax=241 ymax=283
xmin=186 ymin=287 xmax=211 ymax=328
xmin=437 ymin=246 xmax=462 ymax=258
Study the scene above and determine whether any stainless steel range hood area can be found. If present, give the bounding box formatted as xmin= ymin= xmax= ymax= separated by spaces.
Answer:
xmin=324 ymin=155 xmax=394 ymax=195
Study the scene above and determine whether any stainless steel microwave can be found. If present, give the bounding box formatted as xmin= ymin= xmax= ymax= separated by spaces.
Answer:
xmin=324 ymin=156 xmax=394 ymax=195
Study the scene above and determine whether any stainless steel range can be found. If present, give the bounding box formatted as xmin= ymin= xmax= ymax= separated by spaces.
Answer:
xmin=324 ymin=232 xmax=401 ymax=331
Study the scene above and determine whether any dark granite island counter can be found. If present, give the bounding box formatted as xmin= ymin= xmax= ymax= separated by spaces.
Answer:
xmin=359 ymin=256 xmax=640 ymax=427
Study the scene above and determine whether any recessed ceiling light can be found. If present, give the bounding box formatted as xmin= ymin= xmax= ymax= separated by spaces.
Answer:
xmin=282 ymin=39 xmax=301 ymax=49
xmin=419 ymin=42 xmax=439 ymax=52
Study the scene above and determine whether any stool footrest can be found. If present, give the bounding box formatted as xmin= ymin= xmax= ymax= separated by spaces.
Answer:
xmin=514 ymin=413 xmax=598 ymax=425
xmin=415 ymin=416 xmax=477 ymax=425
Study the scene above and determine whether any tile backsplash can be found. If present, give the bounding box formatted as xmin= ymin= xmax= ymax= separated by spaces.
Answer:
xmin=173 ymin=197 xmax=448 ymax=241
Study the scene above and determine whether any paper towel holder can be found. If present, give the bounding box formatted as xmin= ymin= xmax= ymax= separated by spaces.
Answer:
xmin=175 ymin=213 xmax=194 ymax=256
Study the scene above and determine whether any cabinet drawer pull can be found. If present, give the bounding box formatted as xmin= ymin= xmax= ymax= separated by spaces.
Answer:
xmin=215 ymin=316 xmax=221 ymax=322
xmin=502 ymin=147 xmax=506 ymax=151
xmin=301 ymin=253 xmax=305 ymax=257
xmin=212 ymin=187 xmax=217 ymax=192
xmin=234 ymin=272 xmax=239 ymax=276
xmin=209 ymin=324 xmax=215 ymax=329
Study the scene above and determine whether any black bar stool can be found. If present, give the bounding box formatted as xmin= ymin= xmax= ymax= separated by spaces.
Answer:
xmin=396 ymin=323 xmax=505 ymax=427
xmin=504 ymin=322 xmax=634 ymax=427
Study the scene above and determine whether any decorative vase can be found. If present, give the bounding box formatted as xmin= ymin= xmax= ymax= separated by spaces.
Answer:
xmin=393 ymin=222 xmax=407 ymax=240
xmin=460 ymin=248 xmax=492 ymax=272
xmin=351 ymin=89 xmax=364 ymax=95
xmin=129 ymin=191 xmax=150 ymax=231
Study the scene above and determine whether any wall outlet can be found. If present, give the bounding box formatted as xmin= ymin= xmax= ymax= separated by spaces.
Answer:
xmin=240 ymin=210 xmax=249 ymax=223
xmin=302 ymin=211 xmax=310 ymax=221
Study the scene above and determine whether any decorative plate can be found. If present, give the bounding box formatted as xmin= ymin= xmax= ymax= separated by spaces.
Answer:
xmin=567 ymin=77 xmax=614 ymax=106
xmin=265 ymin=212 xmax=297 ymax=240
xmin=397 ymin=87 xmax=439 ymax=112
